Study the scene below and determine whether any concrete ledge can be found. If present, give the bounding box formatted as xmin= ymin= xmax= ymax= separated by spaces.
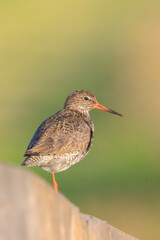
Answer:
xmin=0 ymin=164 xmax=138 ymax=240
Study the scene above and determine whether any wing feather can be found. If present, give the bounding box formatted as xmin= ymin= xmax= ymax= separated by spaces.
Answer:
xmin=24 ymin=114 xmax=91 ymax=157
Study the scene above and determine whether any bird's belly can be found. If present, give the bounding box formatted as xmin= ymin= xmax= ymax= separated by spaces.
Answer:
xmin=40 ymin=151 xmax=87 ymax=173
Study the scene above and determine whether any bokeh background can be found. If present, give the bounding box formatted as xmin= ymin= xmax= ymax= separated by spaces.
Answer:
xmin=1 ymin=1 xmax=160 ymax=239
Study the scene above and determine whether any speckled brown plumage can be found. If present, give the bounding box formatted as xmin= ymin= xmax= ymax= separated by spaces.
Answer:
xmin=21 ymin=90 xmax=122 ymax=192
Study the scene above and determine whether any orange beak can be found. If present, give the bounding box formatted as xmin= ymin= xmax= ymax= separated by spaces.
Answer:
xmin=93 ymin=102 xmax=123 ymax=117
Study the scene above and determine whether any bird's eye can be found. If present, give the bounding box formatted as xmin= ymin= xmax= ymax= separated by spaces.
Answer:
xmin=84 ymin=97 xmax=89 ymax=101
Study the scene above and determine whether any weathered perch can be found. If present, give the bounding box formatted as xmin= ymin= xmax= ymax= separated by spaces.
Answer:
xmin=0 ymin=164 xmax=138 ymax=240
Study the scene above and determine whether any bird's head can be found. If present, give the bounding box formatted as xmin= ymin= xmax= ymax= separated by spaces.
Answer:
xmin=64 ymin=90 xmax=123 ymax=117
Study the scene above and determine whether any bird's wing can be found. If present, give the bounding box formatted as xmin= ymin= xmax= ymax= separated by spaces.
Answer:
xmin=25 ymin=110 xmax=61 ymax=152
xmin=24 ymin=115 xmax=91 ymax=157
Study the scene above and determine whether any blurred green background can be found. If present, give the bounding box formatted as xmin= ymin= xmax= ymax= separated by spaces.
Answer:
xmin=1 ymin=1 xmax=160 ymax=239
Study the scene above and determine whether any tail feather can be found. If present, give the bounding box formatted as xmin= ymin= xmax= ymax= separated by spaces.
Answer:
xmin=21 ymin=161 xmax=26 ymax=166
xmin=21 ymin=158 xmax=35 ymax=167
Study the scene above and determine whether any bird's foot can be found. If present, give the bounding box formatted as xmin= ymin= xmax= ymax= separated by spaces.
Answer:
xmin=52 ymin=172 xmax=58 ymax=193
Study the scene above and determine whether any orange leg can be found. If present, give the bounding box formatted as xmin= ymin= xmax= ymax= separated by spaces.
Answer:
xmin=52 ymin=172 xmax=58 ymax=193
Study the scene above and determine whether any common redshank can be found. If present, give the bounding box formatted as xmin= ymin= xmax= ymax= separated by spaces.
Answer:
xmin=21 ymin=90 xmax=122 ymax=192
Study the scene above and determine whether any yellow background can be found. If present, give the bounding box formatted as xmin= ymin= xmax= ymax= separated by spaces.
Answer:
xmin=1 ymin=1 xmax=160 ymax=239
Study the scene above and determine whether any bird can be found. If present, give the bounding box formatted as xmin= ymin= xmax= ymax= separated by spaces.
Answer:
xmin=21 ymin=90 xmax=122 ymax=193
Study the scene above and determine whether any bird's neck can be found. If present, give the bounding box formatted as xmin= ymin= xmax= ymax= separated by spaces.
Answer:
xmin=64 ymin=107 xmax=91 ymax=120
xmin=63 ymin=108 xmax=94 ymax=133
